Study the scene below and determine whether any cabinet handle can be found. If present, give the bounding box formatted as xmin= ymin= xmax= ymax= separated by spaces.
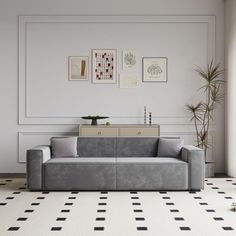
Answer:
xmin=137 ymin=131 xmax=142 ymax=135
xmin=97 ymin=131 xmax=102 ymax=135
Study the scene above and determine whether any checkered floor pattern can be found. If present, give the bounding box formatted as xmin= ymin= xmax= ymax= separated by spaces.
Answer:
xmin=0 ymin=178 xmax=236 ymax=236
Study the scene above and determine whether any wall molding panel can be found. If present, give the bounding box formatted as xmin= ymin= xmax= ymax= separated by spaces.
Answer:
xmin=18 ymin=15 xmax=216 ymax=125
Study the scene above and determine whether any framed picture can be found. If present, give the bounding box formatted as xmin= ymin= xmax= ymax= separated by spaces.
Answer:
xmin=142 ymin=57 xmax=167 ymax=82
xmin=123 ymin=50 xmax=136 ymax=69
xmin=92 ymin=49 xmax=116 ymax=84
xmin=119 ymin=73 xmax=139 ymax=88
xmin=68 ymin=56 xmax=89 ymax=81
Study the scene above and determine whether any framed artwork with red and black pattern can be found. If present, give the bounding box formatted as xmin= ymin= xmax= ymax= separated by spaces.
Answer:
xmin=92 ymin=49 xmax=117 ymax=84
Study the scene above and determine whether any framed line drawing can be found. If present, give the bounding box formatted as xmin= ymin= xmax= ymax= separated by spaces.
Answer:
xmin=119 ymin=73 xmax=139 ymax=88
xmin=142 ymin=57 xmax=168 ymax=82
xmin=68 ymin=56 xmax=89 ymax=81
xmin=92 ymin=49 xmax=117 ymax=84
xmin=122 ymin=50 xmax=136 ymax=69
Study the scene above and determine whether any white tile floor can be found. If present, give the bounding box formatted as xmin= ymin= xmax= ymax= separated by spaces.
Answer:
xmin=0 ymin=178 xmax=236 ymax=236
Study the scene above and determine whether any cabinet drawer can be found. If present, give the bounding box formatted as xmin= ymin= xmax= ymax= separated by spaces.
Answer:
xmin=80 ymin=127 xmax=118 ymax=137
xmin=119 ymin=127 xmax=159 ymax=136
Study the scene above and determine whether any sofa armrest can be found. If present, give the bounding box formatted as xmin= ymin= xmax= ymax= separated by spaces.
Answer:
xmin=27 ymin=145 xmax=51 ymax=190
xmin=181 ymin=145 xmax=205 ymax=190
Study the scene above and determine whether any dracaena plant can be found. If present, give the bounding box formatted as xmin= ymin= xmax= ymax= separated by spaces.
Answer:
xmin=186 ymin=61 xmax=224 ymax=160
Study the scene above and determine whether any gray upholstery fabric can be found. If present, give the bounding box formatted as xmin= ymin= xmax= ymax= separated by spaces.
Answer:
xmin=116 ymin=137 xmax=158 ymax=157
xmin=157 ymin=137 xmax=183 ymax=157
xmin=44 ymin=158 xmax=116 ymax=190
xmin=51 ymin=137 xmax=78 ymax=157
xmin=181 ymin=145 xmax=205 ymax=190
xmin=26 ymin=145 xmax=51 ymax=190
xmin=116 ymin=157 xmax=188 ymax=190
xmin=26 ymin=137 xmax=204 ymax=191
xmin=77 ymin=137 xmax=116 ymax=157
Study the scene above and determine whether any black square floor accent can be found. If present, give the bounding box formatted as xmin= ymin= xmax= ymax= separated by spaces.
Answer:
xmin=8 ymin=227 xmax=19 ymax=231
xmin=199 ymin=202 xmax=208 ymax=205
xmin=101 ymin=191 xmax=108 ymax=194
xmin=206 ymin=183 xmax=213 ymax=185
xmin=162 ymin=197 xmax=170 ymax=199
xmin=12 ymin=192 xmax=21 ymax=194
xmin=61 ymin=209 xmax=70 ymax=213
xmin=97 ymin=210 xmax=106 ymax=213
xmin=131 ymin=197 xmax=139 ymax=199
xmin=31 ymin=203 xmax=40 ymax=206
xmin=159 ymin=191 xmax=167 ymax=194
xmin=218 ymin=192 xmax=225 ymax=194
xmin=0 ymin=183 xmax=6 ymax=185
xmin=24 ymin=210 xmax=34 ymax=213
xmin=94 ymin=227 xmax=104 ymax=231
xmin=42 ymin=191 xmax=49 ymax=194
xmin=232 ymin=183 xmax=236 ymax=185
xmin=189 ymin=191 xmax=196 ymax=194
xmin=134 ymin=209 xmax=143 ymax=213
xmin=37 ymin=197 xmax=45 ymax=199
xmin=65 ymin=203 xmax=73 ymax=206
xmin=206 ymin=209 xmax=215 ymax=212
xmin=71 ymin=191 xmax=79 ymax=194
xmin=130 ymin=191 xmax=138 ymax=194
xmin=19 ymin=187 xmax=26 ymax=190
xmin=137 ymin=227 xmax=148 ymax=231
xmin=68 ymin=197 xmax=76 ymax=199
xmin=99 ymin=197 xmax=107 ymax=199
xmin=225 ymin=197 xmax=233 ymax=199
xmin=170 ymin=209 xmax=179 ymax=212
xmin=213 ymin=217 xmax=224 ymax=221
xmin=99 ymin=203 xmax=107 ymax=205
xmin=211 ymin=187 xmax=219 ymax=189
xmin=166 ymin=203 xmax=174 ymax=205
xmin=51 ymin=227 xmax=62 ymax=231
xmin=6 ymin=197 xmax=14 ymax=200
xmin=194 ymin=197 xmax=202 ymax=199
xmin=56 ymin=217 xmax=66 ymax=221
xmin=17 ymin=217 xmax=27 ymax=221
xmin=174 ymin=217 xmax=184 ymax=221
xmin=0 ymin=203 xmax=7 ymax=206
xmin=132 ymin=203 xmax=141 ymax=205
xmin=226 ymin=179 xmax=233 ymax=182
xmin=222 ymin=227 xmax=234 ymax=231
xmin=205 ymin=179 xmax=208 ymax=181
xmin=180 ymin=227 xmax=191 ymax=231
xmin=5 ymin=179 xmax=13 ymax=182
xmin=135 ymin=217 xmax=145 ymax=221
xmin=96 ymin=217 xmax=105 ymax=221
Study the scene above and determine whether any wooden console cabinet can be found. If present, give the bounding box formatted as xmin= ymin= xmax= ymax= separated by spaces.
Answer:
xmin=79 ymin=124 xmax=160 ymax=137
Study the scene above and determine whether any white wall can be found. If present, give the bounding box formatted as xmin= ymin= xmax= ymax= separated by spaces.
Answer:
xmin=225 ymin=0 xmax=236 ymax=177
xmin=0 ymin=0 xmax=225 ymax=172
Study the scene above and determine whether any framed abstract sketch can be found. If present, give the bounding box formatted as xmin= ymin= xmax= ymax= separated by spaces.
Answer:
xmin=122 ymin=50 xmax=136 ymax=69
xmin=142 ymin=57 xmax=168 ymax=82
xmin=92 ymin=49 xmax=117 ymax=84
xmin=69 ymin=56 xmax=89 ymax=81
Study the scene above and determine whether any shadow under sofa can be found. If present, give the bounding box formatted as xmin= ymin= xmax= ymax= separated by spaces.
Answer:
xmin=26 ymin=137 xmax=205 ymax=191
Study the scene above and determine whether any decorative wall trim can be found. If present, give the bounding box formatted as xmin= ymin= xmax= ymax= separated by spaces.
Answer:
xmin=18 ymin=15 xmax=215 ymax=125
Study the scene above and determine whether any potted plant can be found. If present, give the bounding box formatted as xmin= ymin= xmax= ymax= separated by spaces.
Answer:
xmin=186 ymin=61 xmax=224 ymax=177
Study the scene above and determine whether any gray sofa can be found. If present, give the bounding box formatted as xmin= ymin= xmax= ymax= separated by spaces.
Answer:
xmin=27 ymin=137 xmax=204 ymax=191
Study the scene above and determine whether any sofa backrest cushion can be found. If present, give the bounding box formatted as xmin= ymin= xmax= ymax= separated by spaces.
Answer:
xmin=77 ymin=137 xmax=116 ymax=157
xmin=51 ymin=137 xmax=78 ymax=158
xmin=157 ymin=137 xmax=183 ymax=157
xmin=116 ymin=137 xmax=158 ymax=157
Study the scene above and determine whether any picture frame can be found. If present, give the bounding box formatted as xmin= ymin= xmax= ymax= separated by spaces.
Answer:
xmin=68 ymin=56 xmax=89 ymax=81
xmin=142 ymin=57 xmax=168 ymax=82
xmin=119 ymin=73 xmax=139 ymax=89
xmin=122 ymin=50 xmax=136 ymax=70
xmin=92 ymin=49 xmax=117 ymax=84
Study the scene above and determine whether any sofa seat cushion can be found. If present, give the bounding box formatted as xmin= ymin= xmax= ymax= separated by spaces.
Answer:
xmin=43 ymin=158 xmax=116 ymax=190
xmin=116 ymin=157 xmax=188 ymax=190
xmin=46 ymin=157 xmax=116 ymax=164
